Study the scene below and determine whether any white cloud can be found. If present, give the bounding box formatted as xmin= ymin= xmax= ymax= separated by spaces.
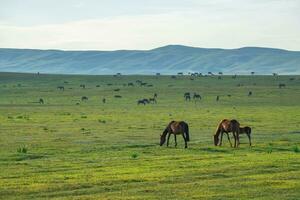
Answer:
xmin=0 ymin=0 xmax=299 ymax=50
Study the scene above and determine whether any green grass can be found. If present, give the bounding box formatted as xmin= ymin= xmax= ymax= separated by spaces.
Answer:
xmin=0 ymin=72 xmax=300 ymax=199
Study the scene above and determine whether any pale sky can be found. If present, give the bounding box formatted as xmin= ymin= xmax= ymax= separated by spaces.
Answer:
xmin=0 ymin=0 xmax=299 ymax=50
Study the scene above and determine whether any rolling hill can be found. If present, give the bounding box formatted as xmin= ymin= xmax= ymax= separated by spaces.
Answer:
xmin=0 ymin=45 xmax=299 ymax=74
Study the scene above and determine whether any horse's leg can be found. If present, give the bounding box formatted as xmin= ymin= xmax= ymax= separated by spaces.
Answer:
xmin=233 ymin=132 xmax=237 ymax=148
xmin=219 ymin=131 xmax=224 ymax=146
xmin=166 ymin=133 xmax=171 ymax=147
xmin=226 ymin=133 xmax=232 ymax=147
xmin=247 ymin=133 xmax=252 ymax=146
xmin=236 ymin=132 xmax=240 ymax=147
xmin=182 ymin=133 xmax=187 ymax=148
xmin=174 ymin=134 xmax=177 ymax=147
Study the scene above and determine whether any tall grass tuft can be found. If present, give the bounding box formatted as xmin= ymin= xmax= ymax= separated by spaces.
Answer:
xmin=267 ymin=143 xmax=273 ymax=154
xmin=17 ymin=146 xmax=28 ymax=153
xmin=131 ymin=153 xmax=139 ymax=159
xmin=292 ymin=146 xmax=299 ymax=153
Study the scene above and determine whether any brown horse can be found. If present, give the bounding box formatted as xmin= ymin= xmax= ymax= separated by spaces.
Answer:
xmin=239 ymin=126 xmax=252 ymax=146
xmin=214 ymin=119 xmax=240 ymax=147
xmin=218 ymin=126 xmax=252 ymax=147
xmin=160 ymin=121 xmax=190 ymax=148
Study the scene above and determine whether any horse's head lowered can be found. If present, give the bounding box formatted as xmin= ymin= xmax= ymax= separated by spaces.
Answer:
xmin=214 ymin=134 xmax=219 ymax=146
xmin=160 ymin=133 xmax=166 ymax=146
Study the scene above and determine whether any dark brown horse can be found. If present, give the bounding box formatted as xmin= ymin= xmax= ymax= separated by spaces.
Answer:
xmin=239 ymin=126 xmax=252 ymax=146
xmin=214 ymin=119 xmax=240 ymax=147
xmin=160 ymin=121 xmax=190 ymax=148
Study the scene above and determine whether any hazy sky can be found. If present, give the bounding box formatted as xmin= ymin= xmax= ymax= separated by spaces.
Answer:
xmin=0 ymin=0 xmax=299 ymax=50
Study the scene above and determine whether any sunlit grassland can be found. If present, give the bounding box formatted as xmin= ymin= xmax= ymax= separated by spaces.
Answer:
xmin=0 ymin=72 xmax=299 ymax=199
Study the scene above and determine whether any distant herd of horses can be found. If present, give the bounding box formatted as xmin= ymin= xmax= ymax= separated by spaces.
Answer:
xmin=32 ymin=74 xmax=289 ymax=105
xmin=37 ymin=75 xmax=288 ymax=147
xmin=160 ymin=119 xmax=252 ymax=148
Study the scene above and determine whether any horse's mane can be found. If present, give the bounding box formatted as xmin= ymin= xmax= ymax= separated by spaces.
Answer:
xmin=162 ymin=121 xmax=175 ymax=137
xmin=214 ymin=119 xmax=228 ymax=136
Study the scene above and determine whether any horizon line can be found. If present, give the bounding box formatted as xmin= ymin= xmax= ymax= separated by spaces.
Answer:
xmin=1 ymin=44 xmax=299 ymax=52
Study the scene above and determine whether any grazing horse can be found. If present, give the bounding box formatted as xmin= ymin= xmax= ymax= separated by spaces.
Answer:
xmin=80 ymin=84 xmax=86 ymax=89
xmin=185 ymin=95 xmax=191 ymax=101
xmin=184 ymin=92 xmax=191 ymax=101
xmin=137 ymin=99 xmax=146 ymax=105
xmin=193 ymin=93 xmax=201 ymax=100
xmin=184 ymin=92 xmax=190 ymax=97
xmin=149 ymin=98 xmax=157 ymax=104
xmin=160 ymin=121 xmax=190 ymax=148
xmin=81 ymin=96 xmax=88 ymax=101
xmin=39 ymin=98 xmax=44 ymax=104
xmin=57 ymin=86 xmax=64 ymax=91
xmin=214 ymin=119 xmax=240 ymax=148
xmin=279 ymin=83 xmax=286 ymax=88
xmin=219 ymin=126 xmax=252 ymax=147
xmin=137 ymin=99 xmax=149 ymax=105
xmin=239 ymin=126 xmax=252 ymax=146
xmin=142 ymin=98 xmax=149 ymax=104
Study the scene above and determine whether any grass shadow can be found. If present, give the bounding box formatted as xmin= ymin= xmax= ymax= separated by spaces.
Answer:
xmin=199 ymin=147 xmax=232 ymax=153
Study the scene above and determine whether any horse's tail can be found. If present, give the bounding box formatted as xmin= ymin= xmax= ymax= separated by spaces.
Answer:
xmin=185 ymin=123 xmax=190 ymax=141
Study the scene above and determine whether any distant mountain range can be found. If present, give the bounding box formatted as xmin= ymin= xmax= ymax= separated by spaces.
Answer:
xmin=0 ymin=45 xmax=299 ymax=75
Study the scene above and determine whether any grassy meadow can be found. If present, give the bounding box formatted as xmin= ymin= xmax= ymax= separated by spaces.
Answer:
xmin=0 ymin=72 xmax=300 ymax=199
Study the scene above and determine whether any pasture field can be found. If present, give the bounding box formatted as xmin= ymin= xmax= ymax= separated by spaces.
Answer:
xmin=0 ymin=72 xmax=300 ymax=200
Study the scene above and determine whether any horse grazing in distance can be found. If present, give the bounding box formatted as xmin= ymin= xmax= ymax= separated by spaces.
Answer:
xmin=81 ymin=96 xmax=88 ymax=101
xmin=239 ymin=126 xmax=252 ymax=146
xmin=184 ymin=92 xmax=191 ymax=101
xmin=214 ymin=119 xmax=240 ymax=148
xmin=39 ymin=98 xmax=44 ymax=104
xmin=185 ymin=95 xmax=191 ymax=101
xmin=137 ymin=99 xmax=149 ymax=105
xmin=57 ymin=86 xmax=64 ymax=91
xmin=184 ymin=92 xmax=190 ymax=97
xmin=279 ymin=83 xmax=286 ymax=88
xmin=193 ymin=93 xmax=201 ymax=100
xmin=149 ymin=98 xmax=157 ymax=104
xmin=80 ymin=84 xmax=86 ymax=89
xmin=137 ymin=99 xmax=146 ymax=105
xmin=160 ymin=121 xmax=190 ymax=148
